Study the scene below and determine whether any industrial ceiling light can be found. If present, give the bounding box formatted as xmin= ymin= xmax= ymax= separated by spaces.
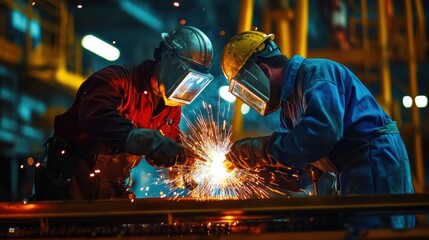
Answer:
xmin=219 ymin=85 xmax=236 ymax=103
xmin=241 ymin=103 xmax=250 ymax=115
xmin=82 ymin=35 xmax=120 ymax=61
xmin=402 ymin=96 xmax=412 ymax=108
xmin=415 ymin=95 xmax=428 ymax=108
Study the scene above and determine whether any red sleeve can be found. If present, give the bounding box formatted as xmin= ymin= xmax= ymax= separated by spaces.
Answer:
xmin=78 ymin=65 xmax=134 ymax=151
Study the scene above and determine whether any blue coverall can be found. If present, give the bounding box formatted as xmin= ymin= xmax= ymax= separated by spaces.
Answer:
xmin=269 ymin=55 xmax=415 ymax=229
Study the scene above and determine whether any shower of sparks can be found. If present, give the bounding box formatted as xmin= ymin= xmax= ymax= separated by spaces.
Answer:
xmin=161 ymin=101 xmax=271 ymax=200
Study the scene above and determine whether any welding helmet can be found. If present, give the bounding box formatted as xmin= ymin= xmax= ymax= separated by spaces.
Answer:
xmin=221 ymin=31 xmax=281 ymax=115
xmin=156 ymin=26 xmax=213 ymax=106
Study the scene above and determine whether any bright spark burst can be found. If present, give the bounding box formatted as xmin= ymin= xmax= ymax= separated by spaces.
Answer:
xmin=163 ymin=101 xmax=271 ymax=200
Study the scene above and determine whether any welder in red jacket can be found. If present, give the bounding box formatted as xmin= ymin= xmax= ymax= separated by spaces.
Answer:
xmin=33 ymin=26 xmax=214 ymax=200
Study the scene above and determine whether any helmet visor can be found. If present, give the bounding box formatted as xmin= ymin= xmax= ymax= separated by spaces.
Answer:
xmin=228 ymin=61 xmax=272 ymax=115
xmin=230 ymin=79 xmax=267 ymax=115
xmin=168 ymin=70 xmax=213 ymax=104
xmin=160 ymin=49 xmax=213 ymax=105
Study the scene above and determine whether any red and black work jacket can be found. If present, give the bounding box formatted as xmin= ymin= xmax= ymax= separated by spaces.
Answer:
xmin=54 ymin=60 xmax=181 ymax=156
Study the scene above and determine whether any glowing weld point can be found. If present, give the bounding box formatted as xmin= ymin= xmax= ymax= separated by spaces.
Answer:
xmin=77 ymin=4 xmax=82 ymax=8
xmin=130 ymin=198 xmax=134 ymax=203
xmin=20 ymin=165 xmax=24 ymax=169
xmin=89 ymin=173 xmax=95 ymax=177
xmin=94 ymin=169 xmax=100 ymax=173
xmin=173 ymin=2 xmax=180 ymax=7
xmin=32 ymin=2 xmax=35 ymax=6
xmin=61 ymin=150 xmax=66 ymax=155
xmin=162 ymin=101 xmax=272 ymax=200
xmin=35 ymin=162 xmax=41 ymax=167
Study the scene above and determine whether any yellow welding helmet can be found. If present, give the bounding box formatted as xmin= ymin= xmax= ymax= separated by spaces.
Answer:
xmin=221 ymin=31 xmax=275 ymax=81
xmin=221 ymin=31 xmax=282 ymax=116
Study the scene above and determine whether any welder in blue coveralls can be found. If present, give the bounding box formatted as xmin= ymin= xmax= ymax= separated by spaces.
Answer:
xmin=221 ymin=30 xmax=415 ymax=229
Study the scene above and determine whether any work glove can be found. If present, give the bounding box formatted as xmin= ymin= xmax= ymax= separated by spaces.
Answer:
xmin=124 ymin=128 xmax=186 ymax=168
xmin=225 ymin=134 xmax=279 ymax=170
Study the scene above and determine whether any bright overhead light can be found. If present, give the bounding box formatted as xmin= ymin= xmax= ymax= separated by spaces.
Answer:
xmin=219 ymin=85 xmax=236 ymax=103
xmin=82 ymin=35 xmax=120 ymax=61
xmin=402 ymin=96 xmax=412 ymax=108
xmin=415 ymin=95 xmax=428 ymax=108
xmin=241 ymin=103 xmax=250 ymax=114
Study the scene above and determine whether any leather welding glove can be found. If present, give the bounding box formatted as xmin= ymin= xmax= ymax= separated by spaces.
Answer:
xmin=225 ymin=134 xmax=279 ymax=170
xmin=124 ymin=128 xmax=186 ymax=168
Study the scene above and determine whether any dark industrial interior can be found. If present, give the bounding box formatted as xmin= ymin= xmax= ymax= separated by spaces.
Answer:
xmin=1 ymin=0 xmax=429 ymax=239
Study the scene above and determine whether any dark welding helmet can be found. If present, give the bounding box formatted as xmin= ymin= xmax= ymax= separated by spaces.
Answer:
xmin=221 ymin=31 xmax=281 ymax=115
xmin=157 ymin=26 xmax=213 ymax=106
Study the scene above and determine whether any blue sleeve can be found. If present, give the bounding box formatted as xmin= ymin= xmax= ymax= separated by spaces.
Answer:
xmin=270 ymin=79 xmax=344 ymax=167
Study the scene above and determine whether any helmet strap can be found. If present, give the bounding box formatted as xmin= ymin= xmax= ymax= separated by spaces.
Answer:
xmin=255 ymin=40 xmax=281 ymax=59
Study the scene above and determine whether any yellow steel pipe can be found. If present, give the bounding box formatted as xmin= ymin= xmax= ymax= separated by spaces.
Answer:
xmin=231 ymin=0 xmax=254 ymax=140
xmin=276 ymin=17 xmax=291 ymax=57
xmin=237 ymin=0 xmax=254 ymax=34
xmin=293 ymin=0 xmax=308 ymax=57
xmin=405 ymin=0 xmax=424 ymax=194
xmin=376 ymin=0 xmax=392 ymax=116
xmin=361 ymin=0 xmax=369 ymax=51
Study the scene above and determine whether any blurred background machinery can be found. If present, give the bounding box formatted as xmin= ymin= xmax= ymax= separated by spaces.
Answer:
xmin=0 ymin=0 xmax=428 ymax=202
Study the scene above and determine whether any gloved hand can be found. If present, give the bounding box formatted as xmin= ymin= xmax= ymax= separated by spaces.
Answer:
xmin=124 ymin=128 xmax=186 ymax=168
xmin=225 ymin=134 xmax=279 ymax=170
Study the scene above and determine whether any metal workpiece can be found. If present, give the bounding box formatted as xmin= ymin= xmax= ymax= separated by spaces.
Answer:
xmin=2 ymin=194 xmax=429 ymax=220
xmin=1 ymin=194 xmax=429 ymax=239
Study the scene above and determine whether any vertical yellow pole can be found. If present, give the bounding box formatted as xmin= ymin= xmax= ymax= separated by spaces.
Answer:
xmin=237 ymin=0 xmax=254 ymax=34
xmin=275 ymin=0 xmax=291 ymax=57
xmin=405 ymin=0 xmax=424 ymax=194
xmin=276 ymin=18 xmax=291 ymax=57
xmin=361 ymin=0 xmax=369 ymax=51
xmin=231 ymin=0 xmax=254 ymax=141
xmin=293 ymin=0 xmax=308 ymax=57
xmin=376 ymin=0 xmax=392 ymax=116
